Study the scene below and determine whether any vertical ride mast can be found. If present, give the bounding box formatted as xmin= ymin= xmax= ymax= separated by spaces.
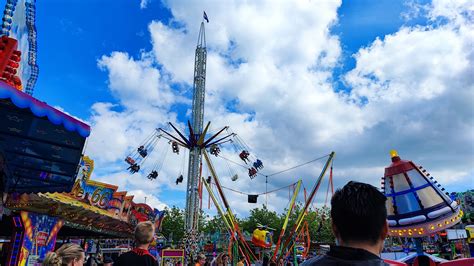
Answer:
xmin=185 ymin=21 xmax=207 ymax=251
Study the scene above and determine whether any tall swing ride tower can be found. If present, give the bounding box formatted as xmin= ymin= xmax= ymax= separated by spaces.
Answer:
xmin=156 ymin=18 xmax=235 ymax=258
xmin=125 ymin=15 xmax=336 ymax=263
xmin=186 ymin=21 xmax=207 ymax=239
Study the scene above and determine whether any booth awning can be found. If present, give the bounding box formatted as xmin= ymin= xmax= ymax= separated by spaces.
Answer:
xmin=6 ymin=193 xmax=133 ymax=238
xmin=0 ymin=81 xmax=90 ymax=193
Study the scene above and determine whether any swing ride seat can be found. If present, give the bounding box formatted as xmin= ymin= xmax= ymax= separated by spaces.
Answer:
xmin=128 ymin=163 xmax=140 ymax=174
xmin=171 ymin=141 xmax=180 ymax=154
xmin=125 ymin=156 xmax=135 ymax=165
xmin=147 ymin=171 xmax=158 ymax=180
xmin=210 ymin=144 xmax=221 ymax=156
xmin=239 ymin=151 xmax=250 ymax=163
xmin=253 ymin=162 xmax=259 ymax=169
xmin=248 ymin=167 xmax=257 ymax=178
xmin=138 ymin=149 xmax=148 ymax=158
xmin=231 ymin=174 xmax=238 ymax=181
xmin=176 ymin=175 xmax=184 ymax=185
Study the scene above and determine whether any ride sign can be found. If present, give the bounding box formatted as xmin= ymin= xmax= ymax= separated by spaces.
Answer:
xmin=70 ymin=180 xmax=117 ymax=209
xmin=70 ymin=156 xmax=118 ymax=209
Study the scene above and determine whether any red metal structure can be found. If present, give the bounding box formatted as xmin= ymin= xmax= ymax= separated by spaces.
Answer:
xmin=0 ymin=36 xmax=22 ymax=89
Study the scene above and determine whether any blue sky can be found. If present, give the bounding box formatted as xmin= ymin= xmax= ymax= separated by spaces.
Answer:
xmin=29 ymin=0 xmax=170 ymax=117
xmin=4 ymin=0 xmax=472 ymax=213
xmin=332 ymin=0 xmax=430 ymax=91
xmin=25 ymin=0 xmax=423 ymax=114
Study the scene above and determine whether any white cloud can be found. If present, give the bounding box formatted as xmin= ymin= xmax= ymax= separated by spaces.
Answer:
xmin=128 ymin=189 xmax=168 ymax=210
xmin=346 ymin=26 xmax=471 ymax=102
xmin=84 ymin=0 xmax=474 ymax=216
xmin=97 ymin=52 xmax=176 ymax=109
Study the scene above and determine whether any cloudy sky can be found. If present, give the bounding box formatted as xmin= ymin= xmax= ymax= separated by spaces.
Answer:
xmin=25 ymin=0 xmax=473 ymax=216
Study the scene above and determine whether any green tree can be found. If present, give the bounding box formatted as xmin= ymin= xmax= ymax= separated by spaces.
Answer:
xmin=273 ymin=204 xmax=334 ymax=248
xmin=160 ymin=204 xmax=335 ymax=248
xmin=161 ymin=206 xmax=185 ymax=244
xmin=202 ymin=214 xmax=227 ymax=235
xmin=304 ymin=207 xmax=334 ymax=244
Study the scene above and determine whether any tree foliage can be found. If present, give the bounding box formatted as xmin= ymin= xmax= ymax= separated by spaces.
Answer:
xmin=161 ymin=206 xmax=185 ymax=244
xmin=160 ymin=205 xmax=335 ymax=245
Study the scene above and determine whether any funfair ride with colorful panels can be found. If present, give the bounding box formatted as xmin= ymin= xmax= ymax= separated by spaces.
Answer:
xmin=383 ymin=150 xmax=462 ymax=238
xmin=382 ymin=150 xmax=463 ymax=262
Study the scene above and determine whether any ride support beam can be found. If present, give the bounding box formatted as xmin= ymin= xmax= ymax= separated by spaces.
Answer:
xmin=277 ymin=151 xmax=335 ymax=261
xmin=201 ymin=176 xmax=250 ymax=263
xmin=168 ymin=122 xmax=192 ymax=146
xmin=201 ymin=126 xmax=229 ymax=147
xmin=158 ymin=128 xmax=189 ymax=148
xmin=272 ymin=180 xmax=301 ymax=261
xmin=202 ymin=150 xmax=257 ymax=261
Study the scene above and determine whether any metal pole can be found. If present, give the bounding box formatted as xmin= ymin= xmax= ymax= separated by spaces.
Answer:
xmin=277 ymin=152 xmax=335 ymax=261
xmin=184 ymin=21 xmax=207 ymax=263
xmin=266 ymin=176 xmax=268 ymax=207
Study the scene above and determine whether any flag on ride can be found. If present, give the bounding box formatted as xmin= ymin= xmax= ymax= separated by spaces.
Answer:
xmin=203 ymin=11 xmax=209 ymax=23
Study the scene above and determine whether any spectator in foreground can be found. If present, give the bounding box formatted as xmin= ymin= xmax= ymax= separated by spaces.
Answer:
xmin=303 ymin=181 xmax=389 ymax=266
xmin=115 ymin=221 xmax=158 ymax=266
xmin=43 ymin=243 xmax=85 ymax=266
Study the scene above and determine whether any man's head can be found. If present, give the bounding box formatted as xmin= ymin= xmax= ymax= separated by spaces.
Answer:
xmin=331 ymin=181 xmax=388 ymax=248
xmin=103 ymin=256 xmax=113 ymax=266
xmin=222 ymin=254 xmax=229 ymax=261
xmin=134 ymin=221 xmax=155 ymax=245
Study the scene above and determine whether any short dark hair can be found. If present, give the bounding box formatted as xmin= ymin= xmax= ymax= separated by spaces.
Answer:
xmin=331 ymin=181 xmax=387 ymax=244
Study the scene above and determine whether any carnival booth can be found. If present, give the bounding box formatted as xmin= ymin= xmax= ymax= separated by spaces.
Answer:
xmin=3 ymin=156 xmax=164 ymax=265
xmin=0 ymin=2 xmax=166 ymax=264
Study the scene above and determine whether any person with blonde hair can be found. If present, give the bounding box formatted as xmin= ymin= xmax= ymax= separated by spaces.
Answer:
xmin=115 ymin=221 xmax=158 ymax=266
xmin=43 ymin=243 xmax=85 ymax=266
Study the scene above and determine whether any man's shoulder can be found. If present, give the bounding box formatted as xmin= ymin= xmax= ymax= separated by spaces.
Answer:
xmin=301 ymin=255 xmax=326 ymax=265
xmin=116 ymin=251 xmax=158 ymax=266
xmin=302 ymin=254 xmax=388 ymax=266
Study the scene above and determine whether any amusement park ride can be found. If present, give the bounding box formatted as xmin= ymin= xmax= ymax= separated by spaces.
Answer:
xmin=0 ymin=0 xmax=468 ymax=263
xmin=121 ymin=12 xmax=469 ymax=266
xmin=122 ymin=18 xmax=266 ymax=262
xmin=121 ymin=13 xmax=338 ymax=263
xmin=382 ymin=150 xmax=463 ymax=260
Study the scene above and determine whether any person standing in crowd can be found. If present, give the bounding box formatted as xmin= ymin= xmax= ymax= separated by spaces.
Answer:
xmin=195 ymin=253 xmax=206 ymax=266
xmin=43 ymin=243 xmax=85 ymax=266
xmin=236 ymin=258 xmax=245 ymax=266
xmin=221 ymin=253 xmax=230 ymax=266
xmin=115 ymin=221 xmax=158 ymax=266
xmin=302 ymin=181 xmax=389 ymax=266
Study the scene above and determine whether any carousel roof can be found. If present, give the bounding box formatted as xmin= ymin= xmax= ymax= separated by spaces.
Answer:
xmin=0 ymin=81 xmax=90 ymax=193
